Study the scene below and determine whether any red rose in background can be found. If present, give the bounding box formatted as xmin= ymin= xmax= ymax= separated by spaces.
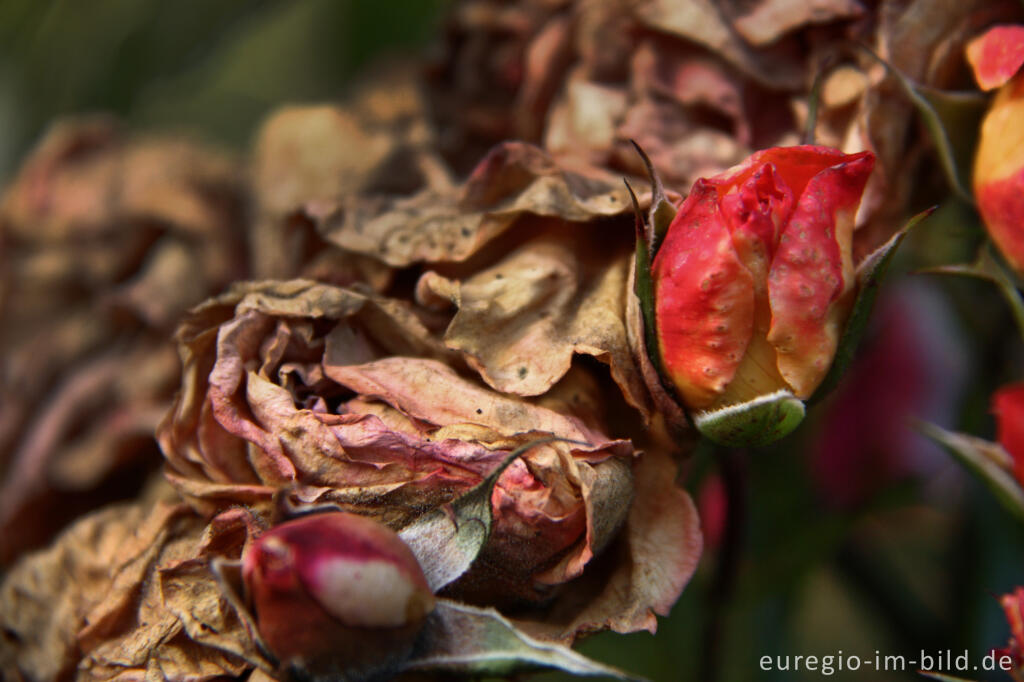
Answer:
xmin=993 ymin=382 xmax=1024 ymax=488
xmin=968 ymin=25 xmax=1024 ymax=273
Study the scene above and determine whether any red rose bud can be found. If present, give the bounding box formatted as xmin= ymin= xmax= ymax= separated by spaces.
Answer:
xmin=993 ymin=382 xmax=1024 ymax=488
xmin=242 ymin=511 xmax=435 ymax=681
xmin=969 ymin=26 xmax=1024 ymax=273
xmin=997 ymin=586 xmax=1024 ymax=674
xmin=651 ymin=146 xmax=874 ymax=442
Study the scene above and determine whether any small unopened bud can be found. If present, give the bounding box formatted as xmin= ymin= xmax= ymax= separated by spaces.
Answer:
xmin=242 ymin=511 xmax=435 ymax=681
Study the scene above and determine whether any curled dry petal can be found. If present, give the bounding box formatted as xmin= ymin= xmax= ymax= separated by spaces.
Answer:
xmin=314 ymin=142 xmax=627 ymax=268
xmin=250 ymin=64 xmax=433 ymax=285
xmin=417 ymin=215 xmax=651 ymax=416
xmin=514 ymin=448 xmax=702 ymax=642
xmin=0 ymin=486 xmax=290 ymax=681
xmin=0 ymin=482 xmax=265 ymax=682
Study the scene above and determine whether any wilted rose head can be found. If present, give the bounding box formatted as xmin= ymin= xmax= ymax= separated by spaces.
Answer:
xmin=242 ymin=511 xmax=434 ymax=679
xmin=158 ymin=280 xmax=648 ymax=615
xmin=652 ymin=146 xmax=874 ymax=418
xmin=968 ymin=25 xmax=1024 ymax=273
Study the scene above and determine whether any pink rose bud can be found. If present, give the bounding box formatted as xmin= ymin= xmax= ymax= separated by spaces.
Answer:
xmin=968 ymin=25 xmax=1024 ymax=273
xmin=652 ymin=146 xmax=874 ymax=413
xmin=242 ymin=511 xmax=435 ymax=680
xmin=992 ymin=382 xmax=1024 ymax=488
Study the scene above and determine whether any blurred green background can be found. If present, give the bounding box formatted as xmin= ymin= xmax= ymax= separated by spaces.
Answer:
xmin=0 ymin=0 xmax=445 ymax=180
xmin=3 ymin=2 xmax=1024 ymax=681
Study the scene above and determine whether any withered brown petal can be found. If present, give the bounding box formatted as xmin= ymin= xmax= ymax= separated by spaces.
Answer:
xmin=158 ymin=280 xmax=454 ymax=517
xmin=323 ymin=357 xmax=627 ymax=452
xmin=418 ymin=218 xmax=651 ymax=417
xmin=517 ymin=449 xmax=702 ymax=642
xmin=316 ymin=142 xmax=628 ymax=267
xmin=632 ymin=0 xmax=804 ymax=90
xmin=0 ymin=485 xmax=200 ymax=680
xmin=250 ymin=64 xmax=438 ymax=282
xmin=727 ymin=0 xmax=864 ymax=47
xmin=0 ymin=485 xmax=279 ymax=682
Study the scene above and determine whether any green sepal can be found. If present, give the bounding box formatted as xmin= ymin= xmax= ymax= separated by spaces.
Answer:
xmin=694 ymin=390 xmax=805 ymax=448
xmin=917 ymin=421 xmax=1024 ymax=524
xmin=810 ymin=207 xmax=935 ymax=404
xmin=402 ymin=599 xmax=645 ymax=681
xmin=629 ymin=139 xmax=677 ymax=252
xmin=627 ymin=180 xmax=667 ymax=385
xmin=626 ymin=141 xmax=679 ymax=390
xmin=802 ymin=58 xmax=830 ymax=145
xmin=923 ymin=243 xmax=1024 ymax=341
xmin=398 ymin=437 xmax=582 ymax=592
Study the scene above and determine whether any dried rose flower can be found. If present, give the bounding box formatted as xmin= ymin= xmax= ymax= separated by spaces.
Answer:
xmin=992 ymin=382 xmax=1024 ymax=487
xmin=243 ymin=511 xmax=434 ymax=680
xmin=0 ymin=483 xmax=263 ymax=681
xmin=649 ymin=145 xmax=874 ymax=444
xmin=0 ymin=485 xmax=671 ymax=681
xmin=157 ymin=280 xmax=699 ymax=640
xmin=968 ymin=24 xmax=1024 ymax=273
xmin=0 ymin=116 xmax=247 ymax=564
xmin=428 ymin=0 xmax=1015 ymax=256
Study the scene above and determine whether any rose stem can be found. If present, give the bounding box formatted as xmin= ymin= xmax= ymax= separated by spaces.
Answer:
xmin=699 ymin=446 xmax=748 ymax=682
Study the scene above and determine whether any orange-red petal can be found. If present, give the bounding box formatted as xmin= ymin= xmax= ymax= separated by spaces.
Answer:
xmin=718 ymin=145 xmax=859 ymax=199
xmin=654 ymin=180 xmax=755 ymax=408
xmin=966 ymin=25 xmax=1024 ymax=91
xmin=767 ymin=151 xmax=874 ymax=397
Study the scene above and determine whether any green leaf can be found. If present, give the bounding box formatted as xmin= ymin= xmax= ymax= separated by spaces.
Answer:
xmin=402 ymin=599 xmax=645 ymax=680
xmin=923 ymin=243 xmax=1024 ymax=341
xmin=860 ymin=45 xmax=973 ymax=202
xmin=694 ymin=389 xmax=805 ymax=448
xmin=916 ymin=421 xmax=1024 ymax=524
xmin=398 ymin=437 xmax=581 ymax=592
xmin=810 ymin=207 xmax=934 ymax=403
